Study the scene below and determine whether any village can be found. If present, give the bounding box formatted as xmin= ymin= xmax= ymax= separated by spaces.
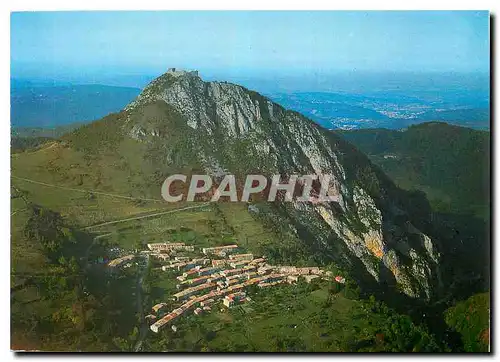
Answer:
xmin=107 ymin=242 xmax=346 ymax=334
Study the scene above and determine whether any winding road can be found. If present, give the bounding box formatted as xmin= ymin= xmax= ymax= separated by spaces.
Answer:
xmin=11 ymin=175 xmax=164 ymax=203
xmin=83 ymin=203 xmax=211 ymax=230
xmin=134 ymin=254 xmax=151 ymax=352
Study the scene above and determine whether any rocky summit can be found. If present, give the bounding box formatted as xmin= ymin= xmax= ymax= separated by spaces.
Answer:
xmin=117 ymin=69 xmax=442 ymax=300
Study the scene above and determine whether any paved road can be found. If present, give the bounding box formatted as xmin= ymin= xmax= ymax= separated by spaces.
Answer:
xmin=83 ymin=203 xmax=211 ymax=230
xmin=12 ymin=175 xmax=164 ymax=203
xmin=134 ymin=254 xmax=151 ymax=352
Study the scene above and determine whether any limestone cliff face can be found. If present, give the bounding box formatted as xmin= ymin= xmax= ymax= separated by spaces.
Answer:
xmin=125 ymin=70 xmax=442 ymax=300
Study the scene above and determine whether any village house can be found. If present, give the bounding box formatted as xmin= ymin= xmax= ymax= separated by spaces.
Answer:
xmin=248 ymin=258 xmax=266 ymax=266
xmin=226 ymin=278 xmax=240 ymax=287
xmin=147 ymin=242 xmax=185 ymax=251
xmin=176 ymin=245 xmax=195 ymax=252
xmin=220 ymin=268 xmax=244 ymax=277
xmin=207 ymin=274 xmax=224 ymax=283
xmin=161 ymin=264 xmax=176 ymax=271
xmin=246 ymin=272 xmax=258 ymax=280
xmin=229 ymin=259 xmax=252 ymax=269
xmin=335 ymin=276 xmax=346 ymax=284
xmin=258 ymin=280 xmax=285 ymax=288
xmin=304 ymin=275 xmax=320 ymax=283
xmin=108 ymin=254 xmax=135 ymax=268
xmin=198 ymin=267 xmax=221 ymax=276
xmin=182 ymin=267 xmax=202 ymax=278
xmin=191 ymin=258 xmax=210 ymax=265
xmin=309 ymin=267 xmax=321 ymax=275
xmin=152 ymin=303 xmax=167 ymax=313
xmin=150 ymin=311 xmax=181 ymax=333
xmin=184 ymin=275 xmax=212 ymax=286
xmin=225 ymin=273 xmax=247 ymax=282
xmin=172 ymin=282 xmax=217 ymax=301
xmin=194 ymin=307 xmax=203 ymax=316
xmin=211 ymin=259 xmax=227 ymax=267
xmin=161 ymin=261 xmax=196 ymax=272
xmin=223 ymin=292 xmax=247 ymax=308
xmin=200 ymin=298 xmax=215 ymax=307
xmin=229 ymin=253 xmax=253 ymax=261
xmin=257 ymin=265 xmax=273 ymax=275
xmin=278 ymin=266 xmax=297 ymax=274
xmin=202 ymin=245 xmax=238 ymax=255
xmin=151 ymin=253 xmax=171 ymax=261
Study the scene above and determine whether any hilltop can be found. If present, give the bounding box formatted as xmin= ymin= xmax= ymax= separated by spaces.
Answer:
xmin=10 ymin=69 xmax=488 ymax=351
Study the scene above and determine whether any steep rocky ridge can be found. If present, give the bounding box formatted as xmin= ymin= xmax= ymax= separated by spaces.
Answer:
xmin=118 ymin=69 xmax=444 ymax=301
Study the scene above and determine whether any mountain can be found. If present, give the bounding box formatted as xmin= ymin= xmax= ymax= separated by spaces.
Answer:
xmin=56 ymin=69 xmax=445 ymax=301
xmin=336 ymin=123 xmax=491 ymax=337
xmin=11 ymin=83 xmax=141 ymax=128
xmin=12 ymin=69 xmax=490 ymax=351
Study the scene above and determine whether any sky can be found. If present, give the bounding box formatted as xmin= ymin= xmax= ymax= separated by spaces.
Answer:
xmin=11 ymin=11 xmax=490 ymax=82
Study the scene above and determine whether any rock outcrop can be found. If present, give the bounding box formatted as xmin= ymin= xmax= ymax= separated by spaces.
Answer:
xmin=124 ymin=69 xmax=442 ymax=300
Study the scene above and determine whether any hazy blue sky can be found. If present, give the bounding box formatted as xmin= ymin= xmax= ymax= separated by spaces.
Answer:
xmin=11 ymin=11 xmax=489 ymax=80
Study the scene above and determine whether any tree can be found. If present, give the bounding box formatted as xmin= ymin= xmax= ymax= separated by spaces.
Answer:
xmin=134 ymin=239 xmax=143 ymax=253
xmin=24 ymin=205 xmax=72 ymax=261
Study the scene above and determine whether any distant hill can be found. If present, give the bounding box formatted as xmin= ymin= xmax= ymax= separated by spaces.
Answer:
xmin=337 ymin=122 xmax=490 ymax=220
xmin=11 ymin=82 xmax=141 ymax=128
xmin=416 ymin=108 xmax=490 ymax=130
xmin=12 ymin=123 xmax=83 ymax=138
xmin=11 ymin=123 xmax=86 ymax=153
xmin=11 ymin=136 xmax=53 ymax=153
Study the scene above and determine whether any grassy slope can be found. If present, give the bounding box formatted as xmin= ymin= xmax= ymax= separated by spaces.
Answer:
xmin=10 ymin=109 xmax=467 ymax=352
xmin=10 ymin=107 xmax=305 ymax=350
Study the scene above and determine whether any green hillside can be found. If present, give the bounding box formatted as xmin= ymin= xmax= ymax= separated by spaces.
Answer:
xmin=11 ymin=109 xmax=446 ymax=352
xmin=12 ymin=157 xmax=441 ymax=351
xmin=11 ymin=74 xmax=489 ymax=352
xmin=337 ymin=122 xmax=490 ymax=220
xmin=337 ymin=122 xmax=490 ymax=354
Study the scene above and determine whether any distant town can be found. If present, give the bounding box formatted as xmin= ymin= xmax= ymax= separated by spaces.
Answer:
xmin=107 ymin=242 xmax=345 ymax=334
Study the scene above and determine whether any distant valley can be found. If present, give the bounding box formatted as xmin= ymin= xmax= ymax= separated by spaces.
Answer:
xmin=269 ymin=92 xmax=489 ymax=131
xmin=11 ymin=76 xmax=489 ymax=132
